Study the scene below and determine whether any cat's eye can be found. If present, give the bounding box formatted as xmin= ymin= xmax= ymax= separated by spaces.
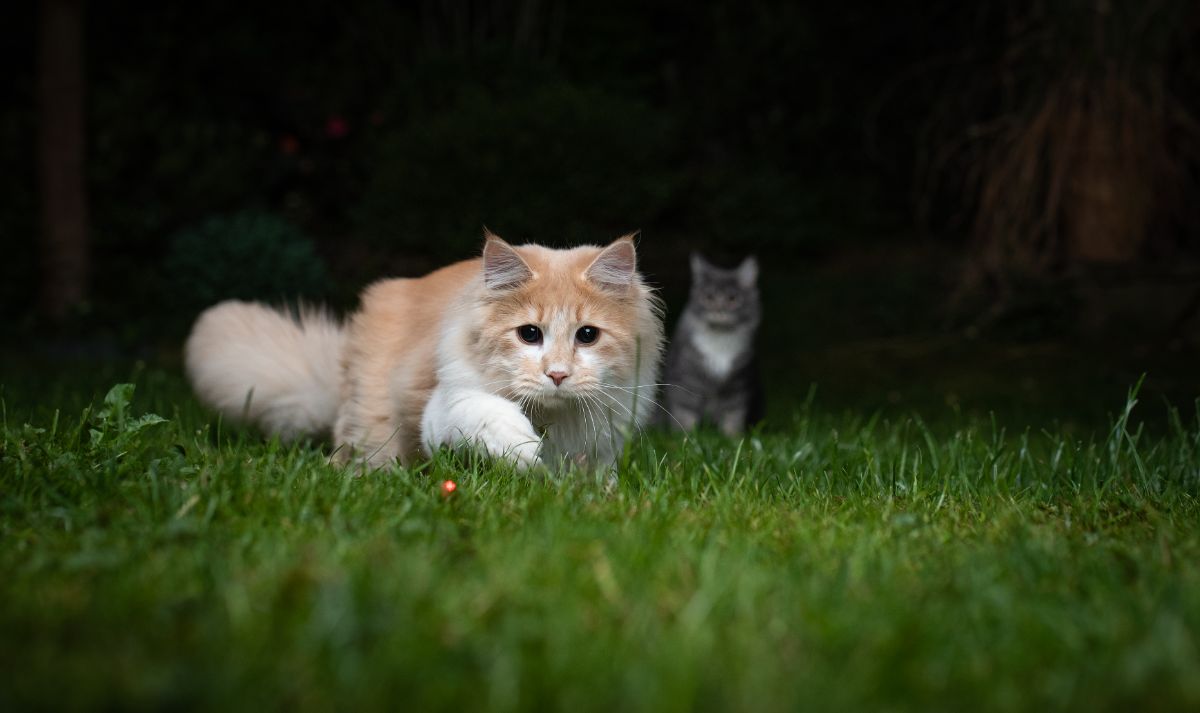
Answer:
xmin=575 ymin=326 xmax=600 ymax=345
xmin=517 ymin=325 xmax=543 ymax=344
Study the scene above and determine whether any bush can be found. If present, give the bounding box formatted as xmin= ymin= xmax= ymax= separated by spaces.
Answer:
xmin=354 ymin=82 xmax=682 ymax=257
xmin=164 ymin=211 xmax=329 ymax=313
xmin=692 ymin=165 xmax=893 ymax=256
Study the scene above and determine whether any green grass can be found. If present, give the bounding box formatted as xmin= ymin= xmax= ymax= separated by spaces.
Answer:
xmin=2 ymin=367 xmax=1200 ymax=712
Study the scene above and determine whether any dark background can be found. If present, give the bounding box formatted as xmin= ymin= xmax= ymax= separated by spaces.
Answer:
xmin=5 ymin=0 xmax=1200 ymax=426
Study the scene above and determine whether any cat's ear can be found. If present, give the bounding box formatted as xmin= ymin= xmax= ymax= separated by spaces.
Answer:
xmin=586 ymin=235 xmax=638 ymax=292
xmin=737 ymin=256 xmax=758 ymax=288
xmin=690 ymin=252 xmax=705 ymax=277
xmin=482 ymin=231 xmax=533 ymax=290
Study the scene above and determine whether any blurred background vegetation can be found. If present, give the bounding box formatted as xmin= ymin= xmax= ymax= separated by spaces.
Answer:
xmin=4 ymin=0 xmax=1200 ymax=421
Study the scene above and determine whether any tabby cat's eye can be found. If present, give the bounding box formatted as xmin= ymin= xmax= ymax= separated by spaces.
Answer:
xmin=575 ymin=326 xmax=600 ymax=344
xmin=517 ymin=325 xmax=543 ymax=344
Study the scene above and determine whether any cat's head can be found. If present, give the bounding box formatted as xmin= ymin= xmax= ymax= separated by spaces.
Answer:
xmin=688 ymin=253 xmax=760 ymax=328
xmin=470 ymin=232 xmax=663 ymax=409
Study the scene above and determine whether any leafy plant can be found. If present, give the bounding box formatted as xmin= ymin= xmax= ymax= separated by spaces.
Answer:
xmin=355 ymin=82 xmax=682 ymax=257
xmin=917 ymin=0 xmax=1200 ymax=295
xmin=164 ymin=211 xmax=329 ymax=313
xmin=88 ymin=383 xmax=167 ymax=451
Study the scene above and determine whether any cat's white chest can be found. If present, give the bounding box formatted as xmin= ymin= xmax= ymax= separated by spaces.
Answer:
xmin=690 ymin=323 xmax=751 ymax=380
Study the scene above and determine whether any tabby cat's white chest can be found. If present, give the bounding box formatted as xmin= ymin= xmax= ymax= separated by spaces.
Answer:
xmin=690 ymin=323 xmax=752 ymax=380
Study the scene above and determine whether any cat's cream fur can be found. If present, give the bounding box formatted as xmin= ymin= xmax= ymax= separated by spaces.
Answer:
xmin=185 ymin=233 xmax=664 ymax=471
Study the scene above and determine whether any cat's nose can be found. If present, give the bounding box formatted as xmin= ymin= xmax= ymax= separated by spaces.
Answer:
xmin=546 ymin=370 xmax=569 ymax=387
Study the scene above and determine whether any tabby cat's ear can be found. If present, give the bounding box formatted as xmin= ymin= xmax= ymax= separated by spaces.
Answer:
xmin=482 ymin=230 xmax=533 ymax=290
xmin=690 ymin=252 xmax=708 ymax=277
xmin=586 ymin=235 xmax=637 ymax=292
xmin=737 ymin=256 xmax=759 ymax=288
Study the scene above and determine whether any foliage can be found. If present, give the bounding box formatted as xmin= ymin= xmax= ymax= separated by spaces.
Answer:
xmin=355 ymin=82 xmax=681 ymax=257
xmin=2 ymin=372 xmax=1199 ymax=710
xmin=692 ymin=165 xmax=893 ymax=255
xmin=164 ymin=211 xmax=330 ymax=315
xmin=915 ymin=0 xmax=1200 ymax=293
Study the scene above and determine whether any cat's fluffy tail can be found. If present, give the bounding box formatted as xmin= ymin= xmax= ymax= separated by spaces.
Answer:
xmin=184 ymin=300 xmax=344 ymax=441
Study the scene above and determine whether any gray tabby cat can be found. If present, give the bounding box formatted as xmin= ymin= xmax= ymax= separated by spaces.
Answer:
xmin=661 ymin=253 xmax=764 ymax=435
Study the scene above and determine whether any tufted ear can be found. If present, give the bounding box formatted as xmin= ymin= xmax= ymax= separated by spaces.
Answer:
xmin=482 ymin=230 xmax=533 ymax=290
xmin=585 ymin=235 xmax=637 ymax=292
xmin=737 ymin=255 xmax=759 ymax=288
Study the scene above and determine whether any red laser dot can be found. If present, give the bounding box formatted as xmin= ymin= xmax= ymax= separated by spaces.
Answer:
xmin=441 ymin=480 xmax=457 ymax=496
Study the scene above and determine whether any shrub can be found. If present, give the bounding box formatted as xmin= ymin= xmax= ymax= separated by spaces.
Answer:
xmin=354 ymin=82 xmax=682 ymax=257
xmin=164 ymin=211 xmax=329 ymax=313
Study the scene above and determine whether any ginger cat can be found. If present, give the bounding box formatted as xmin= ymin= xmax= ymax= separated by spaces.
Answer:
xmin=184 ymin=232 xmax=664 ymax=471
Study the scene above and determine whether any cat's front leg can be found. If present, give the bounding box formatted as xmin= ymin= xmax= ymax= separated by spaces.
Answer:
xmin=718 ymin=407 xmax=747 ymax=437
xmin=672 ymin=406 xmax=700 ymax=432
xmin=421 ymin=386 xmax=542 ymax=468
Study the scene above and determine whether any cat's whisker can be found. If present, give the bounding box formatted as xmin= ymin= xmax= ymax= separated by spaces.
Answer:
xmin=596 ymin=383 xmax=670 ymax=411
xmin=578 ymin=394 xmax=604 ymax=450
xmin=598 ymin=381 xmax=701 ymax=398
xmin=589 ymin=388 xmax=649 ymax=436
xmin=595 ymin=384 xmax=689 ymax=433
xmin=582 ymin=391 xmax=625 ymax=459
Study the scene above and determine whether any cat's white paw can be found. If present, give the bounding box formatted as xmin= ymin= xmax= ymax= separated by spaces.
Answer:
xmin=423 ymin=385 xmax=543 ymax=469
xmin=477 ymin=415 xmax=542 ymax=468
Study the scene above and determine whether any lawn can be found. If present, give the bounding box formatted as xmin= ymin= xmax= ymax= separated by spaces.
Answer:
xmin=1 ymin=364 xmax=1199 ymax=711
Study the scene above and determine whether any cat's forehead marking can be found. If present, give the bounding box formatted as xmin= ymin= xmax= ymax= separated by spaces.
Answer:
xmin=700 ymin=267 xmax=739 ymax=281
xmin=507 ymin=245 xmax=621 ymax=308
xmin=698 ymin=269 xmax=752 ymax=291
xmin=529 ymin=303 xmax=586 ymax=323
xmin=513 ymin=243 xmax=603 ymax=276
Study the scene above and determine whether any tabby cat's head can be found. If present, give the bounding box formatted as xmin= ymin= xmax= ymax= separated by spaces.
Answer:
xmin=688 ymin=253 xmax=760 ymax=329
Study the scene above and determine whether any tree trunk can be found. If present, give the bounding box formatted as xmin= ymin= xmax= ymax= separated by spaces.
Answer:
xmin=37 ymin=0 xmax=89 ymax=321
